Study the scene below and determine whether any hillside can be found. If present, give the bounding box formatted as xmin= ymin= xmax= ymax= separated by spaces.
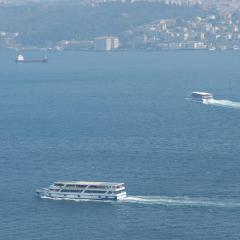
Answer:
xmin=0 ymin=2 xmax=206 ymax=47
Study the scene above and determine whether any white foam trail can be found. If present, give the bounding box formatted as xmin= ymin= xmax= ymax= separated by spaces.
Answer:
xmin=205 ymin=99 xmax=240 ymax=109
xmin=39 ymin=195 xmax=240 ymax=208
xmin=120 ymin=196 xmax=240 ymax=208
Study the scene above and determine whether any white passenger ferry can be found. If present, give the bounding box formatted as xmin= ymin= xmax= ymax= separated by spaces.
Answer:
xmin=36 ymin=181 xmax=126 ymax=201
xmin=189 ymin=92 xmax=213 ymax=103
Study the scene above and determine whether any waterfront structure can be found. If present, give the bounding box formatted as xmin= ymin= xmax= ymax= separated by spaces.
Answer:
xmin=56 ymin=40 xmax=94 ymax=51
xmin=111 ymin=37 xmax=120 ymax=49
xmin=94 ymin=36 xmax=112 ymax=51
xmin=94 ymin=36 xmax=120 ymax=51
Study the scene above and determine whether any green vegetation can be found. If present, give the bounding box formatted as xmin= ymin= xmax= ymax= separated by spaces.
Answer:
xmin=0 ymin=2 xmax=205 ymax=47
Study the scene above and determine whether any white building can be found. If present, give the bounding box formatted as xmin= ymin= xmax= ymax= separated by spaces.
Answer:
xmin=111 ymin=37 xmax=120 ymax=49
xmin=94 ymin=36 xmax=120 ymax=51
xmin=94 ymin=36 xmax=112 ymax=51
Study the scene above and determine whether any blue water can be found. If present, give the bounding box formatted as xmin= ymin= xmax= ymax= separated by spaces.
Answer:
xmin=1 ymin=50 xmax=240 ymax=240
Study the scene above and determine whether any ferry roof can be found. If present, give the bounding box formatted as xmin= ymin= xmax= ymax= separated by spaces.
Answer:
xmin=191 ymin=91 xmax=213 ymax=96
xmin=55 ymin=181 xmax=124 ymax=186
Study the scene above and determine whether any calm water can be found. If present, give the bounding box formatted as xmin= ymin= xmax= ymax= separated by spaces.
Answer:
xmin=0 ymin=50 xmax=240 ymax=240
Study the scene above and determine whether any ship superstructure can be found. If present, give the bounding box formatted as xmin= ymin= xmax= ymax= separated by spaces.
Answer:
xmin=189 ymin=92 xmax=213 ymax=103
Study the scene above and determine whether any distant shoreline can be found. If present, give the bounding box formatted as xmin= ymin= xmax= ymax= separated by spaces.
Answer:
xmin=1 ymin=48 xmax=240 ymax=53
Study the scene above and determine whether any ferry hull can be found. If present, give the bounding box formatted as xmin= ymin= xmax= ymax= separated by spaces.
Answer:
xmin=188 ymin=97 xmax=210 ymax=104
xmin=15 ymin=59 xmax=48 ymax=63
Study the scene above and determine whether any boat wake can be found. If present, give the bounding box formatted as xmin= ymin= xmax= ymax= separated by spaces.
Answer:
xmin=205 ymin=99 xmax=240 ymax=109
xmin=39 ymin=195 xmax=240 ymax=208
xmin=120 ymin=196 xmax=240 ymax=208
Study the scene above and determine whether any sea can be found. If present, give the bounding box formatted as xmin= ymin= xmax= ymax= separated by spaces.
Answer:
xmin=0 ymin=50 xmax=240 ymax=240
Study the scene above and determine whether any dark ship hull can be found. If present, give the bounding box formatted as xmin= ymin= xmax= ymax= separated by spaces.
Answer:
xmin=15 ymin=58 xmax=48 ymax=63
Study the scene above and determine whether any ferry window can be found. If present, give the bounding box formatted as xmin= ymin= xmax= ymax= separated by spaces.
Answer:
xmin=70 ymin=190 xmax=82 ymax=193
xmin=76 ymin=185 xmax=87 ymax=188
xmin=62 ymin=189 xmax=81 ymax=193
xmin=85 ymin=190 xmax=107 ymax=194
xmin=55 ymin=183 xmax=64 ymax=187
xmin=50 ymin=189 xmax=59 ymax=192
xmin=88 ymin=185 xmax=106 ymax=189
xmin=115 ymin=190 xmax=122 ymax=194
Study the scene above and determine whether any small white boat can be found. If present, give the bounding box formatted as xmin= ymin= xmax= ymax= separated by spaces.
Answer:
xmin=36 ymin=181 xmax=127 ymax=201
xmin=188 ymin=92 xmax=213 ymax=103
xmin=209 ymin=47 xmax=216 ymax=51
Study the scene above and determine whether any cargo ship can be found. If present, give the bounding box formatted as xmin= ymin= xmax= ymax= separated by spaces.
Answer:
xmin=15 ymin=54 xmax=48 ymax=63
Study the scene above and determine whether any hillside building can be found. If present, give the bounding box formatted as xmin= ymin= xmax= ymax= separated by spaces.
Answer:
xmin=94 ymin=36 xmax=120 ymax=51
